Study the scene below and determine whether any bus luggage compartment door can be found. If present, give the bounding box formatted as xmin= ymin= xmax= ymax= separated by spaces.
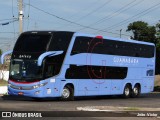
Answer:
xmin=78 ymin=79 xmax=99 ymax=96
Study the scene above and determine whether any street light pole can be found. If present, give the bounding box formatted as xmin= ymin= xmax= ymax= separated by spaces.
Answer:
xmin=120 ymin=29 xmax=122 ymax=38
xmin=18 ymin=0 xmax=23 ymax=34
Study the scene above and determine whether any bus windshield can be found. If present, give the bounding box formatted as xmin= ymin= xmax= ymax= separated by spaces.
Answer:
xmin=14 ymin=34 xmax=51 ymax=53
xmin=9 ymin=59 xmax=43 ymax=81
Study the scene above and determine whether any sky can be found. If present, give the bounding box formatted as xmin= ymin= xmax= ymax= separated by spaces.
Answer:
xmin=0 ymin=0 xmax=160 ymax=52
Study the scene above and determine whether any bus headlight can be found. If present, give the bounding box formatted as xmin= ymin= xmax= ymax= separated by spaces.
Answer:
xmin=32 ymin=82 xmax=48 ymax=89
xmin=40 ymin=82 xmax=48 ymax=87
xmin=33 ymin=85 xmax=39 ymax=89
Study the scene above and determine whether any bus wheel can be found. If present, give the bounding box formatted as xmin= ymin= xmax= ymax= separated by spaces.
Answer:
xmin=61 ymin=85 xmax=74 ymax=101
xmin=131 ymin=84 xmax=140 ymax=98
xmin=123 ymin=84 xmax=131 ymax=98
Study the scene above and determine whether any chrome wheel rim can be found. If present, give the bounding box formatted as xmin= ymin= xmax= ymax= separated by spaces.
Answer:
xmin=62 ymin=88 xmax=70 ymax=98
xmin=133 ymin=87 xmax=138 ymax=95
xmin=125 ymin=87 xmax=130 ymax=96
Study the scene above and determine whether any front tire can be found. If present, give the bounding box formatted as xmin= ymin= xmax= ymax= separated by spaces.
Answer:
xmin=61 ymin=85 xmax=74 ymax=101
xmin=122 ymin=84 xmax=131 ymax=98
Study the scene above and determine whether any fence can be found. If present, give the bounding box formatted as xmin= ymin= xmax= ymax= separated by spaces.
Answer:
xmin=0 ymin=70 xmax=9 ymax=81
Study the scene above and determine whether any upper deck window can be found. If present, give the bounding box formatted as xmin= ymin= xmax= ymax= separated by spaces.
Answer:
xmin=71 ymin=36 xmax=155 ymax=58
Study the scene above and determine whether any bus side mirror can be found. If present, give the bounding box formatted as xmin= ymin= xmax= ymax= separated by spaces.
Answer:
xmin=0 ymin=50 xmax=13 ymax=64
xmin=37 ymin=51 xmax=63 ymax=66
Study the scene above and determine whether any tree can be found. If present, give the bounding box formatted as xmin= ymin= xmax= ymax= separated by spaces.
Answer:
xmin=156 ymin=23 xmax=160 ymax=46
xmin=127 ymin=21 xmax=160 ymax=74
xmin=126 ymin=21 xmax=156 ymax=44
xmin=155 ymin=22 xmax=160 ymax=74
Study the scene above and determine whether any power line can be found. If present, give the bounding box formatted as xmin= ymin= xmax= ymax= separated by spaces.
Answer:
xmin=89 ymin=0 xmax=138 ymax=26
xmin=76 ymin=0 xmax=142 ymax=31
xmin=27 ymin=0 xmax=30 ymax=30
xmin=105 ymin=1 xmax=160 ymax=31
xmin=150 ymin=20 xmax=160 ymax=26
xmin=0 ymin=18 xmax=15 ymax=22
xmin=12 ymin=0 xmax=14 ymax=17
xmin=0 ymin=32 xmax=19 ymax=34
xmin=0 ymin=19 xmax=18 ymax=26
xmin=25 ymin=3 xmax=84 ymax=26
xmin=25 ymin=3 xmax=130 ymax=37
xmin=11 ymin=0 xmax=16 ymax=42
xmin=66 ymin=0 xmax=100 ymax=19
xmin=75 ymin=0 xmax=112 ymax=22
xmin=55 ymin=0 xmax=112 ymax=28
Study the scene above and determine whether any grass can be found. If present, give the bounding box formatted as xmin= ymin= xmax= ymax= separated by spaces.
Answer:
xmin=0 ymin=79 xmax=8 ymax=86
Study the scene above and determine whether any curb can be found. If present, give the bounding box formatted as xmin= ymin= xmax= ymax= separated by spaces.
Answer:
xmin=76 ymin=106 xmax=160 ymax=118
xmin=77 ymin=106 xmax=160 ymax=111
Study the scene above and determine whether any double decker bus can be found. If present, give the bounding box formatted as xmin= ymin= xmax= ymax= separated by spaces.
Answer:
xmin=1 ymin=31 xmax=155 ymax=100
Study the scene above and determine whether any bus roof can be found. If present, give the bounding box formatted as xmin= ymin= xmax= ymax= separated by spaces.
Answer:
xmin=22 ymin=31 xmax=155 ymax=46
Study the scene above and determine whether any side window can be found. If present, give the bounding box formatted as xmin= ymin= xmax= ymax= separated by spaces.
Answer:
xmin=71 ymin=37 xmax=155 ymax=58
xmin=65 ymin=65 xmax=128 ymax=80
xmin=71 ymin=37 xmax=91 ymax=55
xmin=45 ymin=63 xmax=55 ymax=78
xmin=44 ymin=57 xmax=59 ymax=78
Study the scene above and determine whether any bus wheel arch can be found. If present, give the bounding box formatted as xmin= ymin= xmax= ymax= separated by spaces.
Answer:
xmin=61 ymin=83 xmax=74 ymax=101
xmin=122 ymin=83 xmax=132 ymax=98
xmin=131 ymin=83 xmax=141 ymax=98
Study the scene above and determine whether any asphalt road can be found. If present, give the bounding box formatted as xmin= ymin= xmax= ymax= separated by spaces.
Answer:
xmin=0 ymin=93 xmax=160 ymax=119
xmin=0 ymin=93 xmax=160 ymax=110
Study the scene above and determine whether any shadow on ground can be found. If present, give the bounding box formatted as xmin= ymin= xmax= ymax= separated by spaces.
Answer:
xmin=1 ymin=92 xmax=160 ymax=102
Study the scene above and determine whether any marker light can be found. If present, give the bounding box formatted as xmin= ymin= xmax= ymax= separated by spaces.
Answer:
xmin=18 ymin=92 xmax=23 ymax=95
xmin=35 ymin=90 xmax=40 ymax=94
xmin=96 ymin=36 xmax=103 ymax=39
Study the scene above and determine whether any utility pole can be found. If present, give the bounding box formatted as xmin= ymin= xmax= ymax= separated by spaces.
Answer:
xmin=120 ymin=29 xmax=122 ymax=38
xmin=18 ymin=0 xmax=23 ymax=34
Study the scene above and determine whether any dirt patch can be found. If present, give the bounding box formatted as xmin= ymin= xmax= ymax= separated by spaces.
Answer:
xmin=154 ymin=75 xmax=160 ymax=91
xmin=0 ymin=79 xmax=8 ymax=86
xmin=155 ymin=75 xmax=160 ymax=86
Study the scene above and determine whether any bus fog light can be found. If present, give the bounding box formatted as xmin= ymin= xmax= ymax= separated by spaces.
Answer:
xmin=33 ymin=85 xmax=39 ymax=89
xmin=35 ymin=90 xmax=40 ymax=94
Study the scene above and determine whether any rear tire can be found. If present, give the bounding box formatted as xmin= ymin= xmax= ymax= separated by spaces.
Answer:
xmin=131 ymin=84 xmax=141 ymax=98
xmin=122 ymin=84 xmax=131 ymax=98
xmin=61 ymin=85 xmax=74 ymax=101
